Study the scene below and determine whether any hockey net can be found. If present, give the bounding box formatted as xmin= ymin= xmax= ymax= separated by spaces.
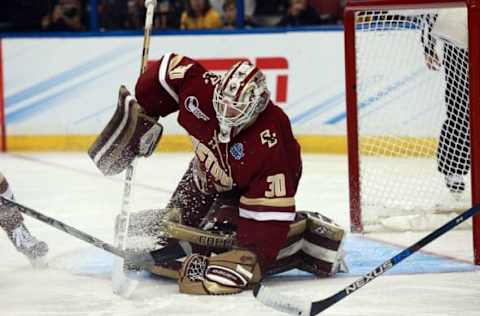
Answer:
xmin=344 ymin=1 xmax=480 ymax=242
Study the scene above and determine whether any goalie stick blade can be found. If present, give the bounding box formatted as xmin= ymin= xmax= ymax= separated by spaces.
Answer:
xmin=112 ymin=257 xmax=139 ymax=298
xmin=125 ymin=251 xmax=156 ymax=269
xmin=121 ymin=240 xmax=191 ymax=270
xmin=149 ymin=240 xmax=192 ymax=265
xmin=253 ymin=284 xmax=311 ymax=316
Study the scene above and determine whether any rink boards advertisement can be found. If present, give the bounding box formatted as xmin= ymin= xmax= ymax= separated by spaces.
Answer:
xmin=0 ymin=29 xmax=440 ymax=152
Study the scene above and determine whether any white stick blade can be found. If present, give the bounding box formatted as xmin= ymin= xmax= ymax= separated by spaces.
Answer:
xmin=112 ymin=257 xmax=139 ymax=298
xmin=254 ymin=284 xmax=311 ymax=316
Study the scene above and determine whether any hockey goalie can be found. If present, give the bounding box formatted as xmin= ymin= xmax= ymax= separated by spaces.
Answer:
xmin=89 ymin=53 xmax=347 ymax=295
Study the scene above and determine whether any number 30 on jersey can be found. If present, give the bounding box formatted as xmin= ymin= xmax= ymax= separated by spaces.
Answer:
xmin=265 ymin=173 xmax=286 ymax=197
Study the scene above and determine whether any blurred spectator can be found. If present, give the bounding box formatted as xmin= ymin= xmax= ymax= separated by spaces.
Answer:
xmin=202 ymin=0 xmax=255 ymax=18
xmin=255 ymin=0 xmax=287 ymax=16
xmin=211 ymin=0 xmax=257 ymax=28
xmin=98 ymin=0 xmax=128 ymax=30
xmin=309 ymin=0 xmax=341 ymax=24
xmin=278 ymin=0 xmax=321 ymax=27
xmin=2 ymin=0 xmax=50 ymax=32
xmin=98 ymin=0 xmax=182 ymax=31
xmin=210 ymin=0 xmax=224 ymax=14
xmin=338 ymin=0 xmax=346 ymax=24
xmin=154 ymin=0 xmax=182 ymax=30
xmin=41 ymin=0 xmax=85 ymax=31
xmin=124 ymin=0 xmax=146 ymax=29
xmin=233 ymin=0 xmax=257 ymax=27
xmin=222 ymin=0 xmax=236 ymax=29
xmin=180 ymin=0 xmax=223 ymax=29
xmin=251 ymin=0 xmax=286 ymax=27
xmin=244 ymin=0 xmax=257 ymax=26
xmin=0 ymin=7 xmax=7 ymax=31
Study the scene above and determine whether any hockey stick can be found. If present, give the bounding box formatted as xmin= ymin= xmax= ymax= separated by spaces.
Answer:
xmin=113 ymin=0 xmax=157 ymax=298
xmin=254 ymin=204 xmax=480 ymax=316
xmin=0 ymin=196 xmax=190 ymax=271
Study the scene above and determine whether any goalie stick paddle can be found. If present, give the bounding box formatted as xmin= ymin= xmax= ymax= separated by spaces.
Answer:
xmin=112 ymin=0 xmax=157 ymax=298
xmin=254 ymin=204 xmax=480 ymax=316
xmin=0 ymin=196 xmax=189 ymax=270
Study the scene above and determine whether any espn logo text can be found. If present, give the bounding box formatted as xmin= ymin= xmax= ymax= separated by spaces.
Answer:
xmin=150 ymin=57 xmax=289 ymax=104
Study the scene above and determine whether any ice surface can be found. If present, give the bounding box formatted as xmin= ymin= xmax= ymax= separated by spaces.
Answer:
xmin=0 ymin=153 xmax=479 ymax=316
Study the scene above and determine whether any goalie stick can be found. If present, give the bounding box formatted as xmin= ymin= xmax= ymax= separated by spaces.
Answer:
xmin=0 ymin=196 xmax=190 ymax=272
xmin=254 ymin=204 xmax=480 ymax=316
xmin=113 ymin=0 xmax=157 ymax=298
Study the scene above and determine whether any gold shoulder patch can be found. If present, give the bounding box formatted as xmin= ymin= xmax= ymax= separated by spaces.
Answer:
xmin=168 ymin=54 xmax=193 ymax=80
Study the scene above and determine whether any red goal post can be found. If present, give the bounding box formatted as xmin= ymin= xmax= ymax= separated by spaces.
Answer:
xmin=0 ymin=39 xmax=5 ymax=152
xmin=344 ymin=0 xmax=480 ymax=264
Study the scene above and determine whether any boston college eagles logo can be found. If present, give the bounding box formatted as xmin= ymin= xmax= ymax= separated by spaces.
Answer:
xmin=185 ymin=96 xmax=210 ymax=121
xmin=260 ymin=129 xmax=277 ymax=148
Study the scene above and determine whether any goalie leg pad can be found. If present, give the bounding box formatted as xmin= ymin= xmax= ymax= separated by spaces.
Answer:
xmin=179 ymin=250 xmax=261 ymax=295
xmin=272 ymin=211 xmax=347 ymax=277
xmin=88 ymin=85 xmax=163 ymax=176
xmin=120 ymin=208 xmax=176 ymax=275
xmin=299 ymin=211 xmax=347 ymax=276
xmin=267 ymin=214 xmax=307 ymax=275
xmin=123 ymin=208 xmax=236 ymax=279
xmin=127 ymin=207 xmax=235 ymax=250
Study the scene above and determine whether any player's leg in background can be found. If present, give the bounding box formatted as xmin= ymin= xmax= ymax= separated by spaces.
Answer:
xmin=437 ymin=42 xmax=470 ymax=193
xmin=0 ymin=172 xmax=48 ymax=265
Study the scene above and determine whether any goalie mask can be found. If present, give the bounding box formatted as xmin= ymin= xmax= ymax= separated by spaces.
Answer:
xmin=213 ymin=61 xmax=270 ymax=143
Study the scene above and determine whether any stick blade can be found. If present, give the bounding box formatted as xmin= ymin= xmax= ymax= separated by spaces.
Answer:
xmin=253 ymin=284 xmax=311 ymax=316
xmin=112 ymin=257 xmax=139 ymax=298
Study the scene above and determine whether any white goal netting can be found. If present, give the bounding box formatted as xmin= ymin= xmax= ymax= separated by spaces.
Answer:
xmin=352 ymin=7 xmax=472 ymax=232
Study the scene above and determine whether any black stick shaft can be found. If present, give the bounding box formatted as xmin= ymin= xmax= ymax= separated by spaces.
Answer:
xmin=310 ymin=204 xmax=480 ymax=315
xmin=1 ymin=196 xmax=127 ymax=258
xmin=0 ymin=196 xmax=191 ymax=269
xmin=253 ymin=204 xmax=480 ymax=316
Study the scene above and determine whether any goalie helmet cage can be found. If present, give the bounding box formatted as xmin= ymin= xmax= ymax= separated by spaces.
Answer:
xmin=0 ymin=39 xmax=5 ymax=152
xmin=344 ymin=0 xmax=480 ymax=264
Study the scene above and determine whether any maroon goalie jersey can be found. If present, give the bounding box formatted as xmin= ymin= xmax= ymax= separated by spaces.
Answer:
xmin=135 ymin=53 xmax=302 ymax=270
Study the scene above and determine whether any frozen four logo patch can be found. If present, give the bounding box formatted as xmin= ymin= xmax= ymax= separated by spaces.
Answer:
xmin=230 ymin=143 xmax=244 ymax=160
xmin=185 ymin=96 xmax=210 ymax=121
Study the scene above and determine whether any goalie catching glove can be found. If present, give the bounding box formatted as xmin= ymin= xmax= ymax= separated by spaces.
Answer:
xmin=88 ymin=85 xmax=163 ymax=176
xmin=179 ymin=250 xmax=262 ymax=295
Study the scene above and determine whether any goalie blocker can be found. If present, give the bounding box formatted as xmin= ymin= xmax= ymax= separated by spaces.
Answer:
xmin=124 ymin=208 xmax=347 ymax=295
xmin=88 ymin=85 xmax=163 ymax=176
